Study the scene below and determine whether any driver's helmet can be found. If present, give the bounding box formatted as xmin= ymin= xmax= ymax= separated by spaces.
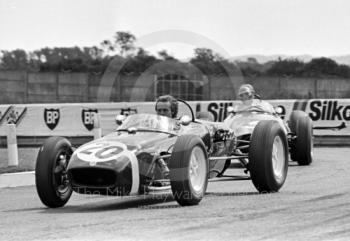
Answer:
xmin=237 ymin=84 xmax=255 ymax=101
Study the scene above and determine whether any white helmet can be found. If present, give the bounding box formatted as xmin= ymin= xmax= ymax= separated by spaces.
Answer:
xmin=237 ymin=84 xmax=255 ymax=100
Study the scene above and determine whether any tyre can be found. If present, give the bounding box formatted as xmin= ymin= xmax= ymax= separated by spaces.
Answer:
xmin=289 ymin=111 xmax=313 ymax=165
xmin=169 ymin=134 xmax=209 ymax=206
xmin=35 ymin=136 xmax=73 ymax=208
xmin=196 ymin=112 xmax=215 ymax=122
xmin=249 ymin=120 xmax=289 ymax=192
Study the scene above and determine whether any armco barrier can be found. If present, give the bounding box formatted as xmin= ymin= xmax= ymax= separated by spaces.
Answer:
xmin=0 ymin=99 xmax=349 ymax=147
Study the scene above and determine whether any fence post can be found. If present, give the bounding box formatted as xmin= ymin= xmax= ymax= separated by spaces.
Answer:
xmin=56 ymin=72 xmax=59 ymax=102
xmin=7 ymin=124 xmax=18 ymax=166
xmin=24 ymin=70 xmax=28 ymax=103
xmin=153 ymin=75 xmax=158 ymax=100
xmin=314 ymin=78 xmax=318 ymax=99
xmin=93 ymin=113 xmax=102 ymax=140
xmin=85 ymin=73 xmax=89 ymax=102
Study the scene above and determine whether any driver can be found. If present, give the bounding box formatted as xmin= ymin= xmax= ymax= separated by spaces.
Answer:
xmin=155 ymin=95 xmax=178 ymax=118
xmin=154 ymin=95 xmax=179 ymax=179
xmin=234 ymin=84 xmax=275 ymax=113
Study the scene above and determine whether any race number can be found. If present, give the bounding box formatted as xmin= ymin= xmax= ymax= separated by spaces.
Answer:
xmin=77 ymin=142 xmax=126 ymax=163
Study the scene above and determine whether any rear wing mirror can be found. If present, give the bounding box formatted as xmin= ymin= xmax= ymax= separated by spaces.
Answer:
xmin=227 ymin=106 xmax=235 ymax=114
xmin=179 ymin=115 xmax=191 ymax=126
xmin=274 ymin=106 xmax=286 ymax=118
xmin=115 ymin=115 xmax=126 ymax=125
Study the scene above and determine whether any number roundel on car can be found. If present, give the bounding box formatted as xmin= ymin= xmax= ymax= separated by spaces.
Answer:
xmin=76 ymin=141 xmax=126 ymax=163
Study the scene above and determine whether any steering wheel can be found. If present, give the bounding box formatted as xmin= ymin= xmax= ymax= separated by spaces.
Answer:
xmin=246 ymin=105 xmax=266 ymax=112
xmin=235 ymin=105 xmax=268 ymax=114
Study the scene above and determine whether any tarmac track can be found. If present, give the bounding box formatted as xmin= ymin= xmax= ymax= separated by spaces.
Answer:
xmin=1 ymin=147 xmax=350 ymax=241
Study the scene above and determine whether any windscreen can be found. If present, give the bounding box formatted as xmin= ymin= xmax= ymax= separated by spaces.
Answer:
xmin=117 ymin=113 xmax=179 ymax=132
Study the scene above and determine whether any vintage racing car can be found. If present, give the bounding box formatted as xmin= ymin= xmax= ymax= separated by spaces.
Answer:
xmin=35 ymin=100 xmax=292 ymax=208
xmin=223 ymin=105 xmax=314 ymax=167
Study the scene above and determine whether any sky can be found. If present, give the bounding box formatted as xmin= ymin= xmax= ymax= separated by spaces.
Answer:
xmin=0 ymin=0 xmax=350 ymax=59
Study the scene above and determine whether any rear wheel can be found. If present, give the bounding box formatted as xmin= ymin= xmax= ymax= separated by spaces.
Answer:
xmin=289 ymin=111 xmax=313 ymax=165
xmin=35 ymin=136 xmax=73 ymax=208
xmin=169 ymin=135 xmax=208 ymax=206
xmin=249 ymin=121 xmax=288 ymax=192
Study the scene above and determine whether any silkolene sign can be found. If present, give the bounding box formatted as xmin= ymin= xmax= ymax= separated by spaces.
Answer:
xmin=200 ymin=99 xmax=350 ymax=122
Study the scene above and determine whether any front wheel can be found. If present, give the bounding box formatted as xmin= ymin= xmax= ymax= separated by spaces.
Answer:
xmin=169 ymin=135 xmax=209 ymax=206
xmin=35 ymin=136 xmax=73 ymax=208
xmin=249 ymin=121 xmax=289 ymax=192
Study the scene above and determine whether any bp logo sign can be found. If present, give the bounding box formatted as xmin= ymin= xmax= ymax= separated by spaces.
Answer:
xmin=44 ymin=109 xmax=60 ymax=130
xmin=82 ymin=109 xmax=98 ymax=131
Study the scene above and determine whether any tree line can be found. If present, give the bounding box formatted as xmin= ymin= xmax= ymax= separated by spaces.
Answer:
xmin=1 ymin=31 xmax=350 ymax=78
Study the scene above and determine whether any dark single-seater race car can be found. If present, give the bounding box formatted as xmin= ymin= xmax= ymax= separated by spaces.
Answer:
xmin=221 ymin=100 xmax=347 ymax=170
xmin=223 ymin=105 xmax=314 ymax=167
xmin=35 ymin=100 xmax=291 ymax=208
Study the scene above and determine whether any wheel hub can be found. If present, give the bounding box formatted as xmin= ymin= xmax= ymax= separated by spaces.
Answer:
xmin=189 ymin=146 xmax=206 ymax=193
xmin=54 ymin=152 xmax=71 ymax=196
xmin=272 ymin=136 xmax=285 ymax=181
